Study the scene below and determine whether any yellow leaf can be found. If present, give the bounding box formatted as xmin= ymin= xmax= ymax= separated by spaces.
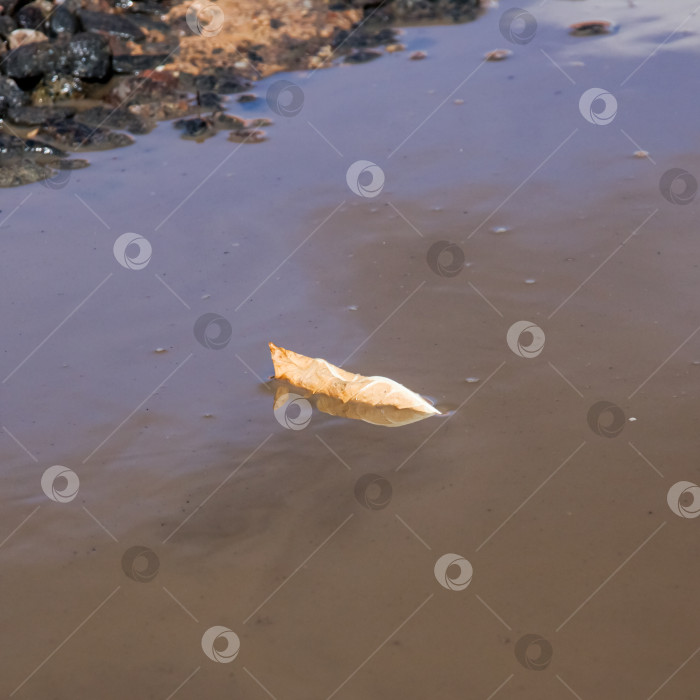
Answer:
xmin=269 ymin=342 xmax=440 ymax=427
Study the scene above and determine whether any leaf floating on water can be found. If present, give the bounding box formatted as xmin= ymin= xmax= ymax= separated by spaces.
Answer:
xmin=269 ymin=342 xmax=440 ymax=427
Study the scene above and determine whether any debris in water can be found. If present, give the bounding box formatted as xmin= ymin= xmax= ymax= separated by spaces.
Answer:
xmin=524 ymin=278 xmax=536 ymax=284
xmin=410 ymin=50 xmax=428 ymax=60
xmin=484 ymin=49 xmax=512 ymax=61
xmin=454 ymin=99 xmax=464 ymax=105
xmin=154 ymin=348 xmax=167 ymax=354
xmin=491 ymin=226 xmax=511 ymax=234
xmin=269 ymin=342 xmax=440 ymax=427
xmin=633 ymin=150 xmax=650 ymax=159
xmin=569 ymin=20 xmax=616 ymax=36
xmin=465 ymin=377 xmax=480 ymax=384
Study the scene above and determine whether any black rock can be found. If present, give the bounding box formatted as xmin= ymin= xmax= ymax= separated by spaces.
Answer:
xmin=0 ymin=15 xmax=17 ymax=39
xmin=0 ymin=132 xmax=66 ymax=156
xmin=15 ymin=3 xmax=45 ymax=30
xmin=188 ymin=67 xmax=251 ymax=94
xmin=78 ymin=10 xmax=144 ymax=40
xmin=173 ymin=116 xmax=212 ymax=138
xmin=112 ymin=53 xmax=169 ymax=73
xmin=4 ymin=32 xmax=111 ymax=80
xmin=63 ymin=33 xmax=111 ymax=79
xmin=331 ymin=26 xmax=396 ymax=51
xmin=7 ymin=104 xmax=76 ymax=125
xmin=197 ymin=91 xmax=223 ymax=109
xmin=37 ymin=119 xmax=134 ymax=150
xmin=75 ymin=105 xmax=153 ymax=134
xmin=344 ymin=50 xmax=382 ymax=64
xmin=48 ymin=6 xmax=79 ymax=36
xmin=0 ymin=76 xmax=27 ymax=117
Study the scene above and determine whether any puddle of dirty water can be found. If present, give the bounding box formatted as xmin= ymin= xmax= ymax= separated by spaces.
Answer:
xmin=2 ymin=2 xmax=700 ymax=698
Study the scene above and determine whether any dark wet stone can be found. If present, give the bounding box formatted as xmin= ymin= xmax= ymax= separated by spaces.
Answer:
xmin=366 ymin=0 xmax=478 ymax=23
xmin=0 ymin=15 xmax=17 ymax=39
xmin=197 ymin=91 xmax=223 ymax=109
xmin=7 ymin=104 xmax=76 ymax=125
xmin=112 ymin=53 xmax=169 ymax=73
xmin=0 ymin=76 xmax=27 ymax=116
xmin=569 ymin=20 xmax=616 ymax=36
xmin=213 ymin=113 xmax=246 ymax=129
xmin=0 ymin=133 xmax=67 ymax=156
xmin=174 ymin=116 xmax=213 ymax=139
xmin=78 ymin=10 xmax=144 ymax=40
xmin=236 ymin=93 xmax=257 ymax=103
xmin=188 ymin=67 xmax=251 ymax=94
xmin=331 ymin=26 xmax=395 ymax=51
xmin=37 ymin=119 xmax=134 ymax=150
xmin=344 ymin=50 xmax=382 ymax=64
xmin=15 ymin=3 xmax=45 ymax=30
xmin=48 ymin=6 xmax=79 ymax=36
xmin=0 ymin=157 xmax=53 ymax=187
xmin=3 ymin=32 xmax=111 ymax=81
xmin=75 ymin=105 xmax=153 ymax=134
xmin=126 ymin=1 xmax=167 ymax=15
xmin=61 ymin=33 xmax=111 ymax=79
xmin=57 ymin=157 xmax=89 ymax=170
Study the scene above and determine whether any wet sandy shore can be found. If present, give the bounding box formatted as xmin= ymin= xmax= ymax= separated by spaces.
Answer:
xmin=2 ymin=1 xmax=699 ymax=698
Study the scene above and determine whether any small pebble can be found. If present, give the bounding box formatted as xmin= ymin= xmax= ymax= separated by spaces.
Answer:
xmin=569 ymin=20 xmax=616 ymax=36
xmin=628 ymin=417 xmax=637 ymax=422
xmin=347 ymin=305 xmax=358 ymax=311
xmin=203 ymin=413 xmax=214 ymax=418
xmin=633 ymin=150 xmax=649 ymax=158
xmin=524 ymin=278 xmax=536 ymax=284
xmin=410 ymin=50 xmax=428 ymax=60
xmin=485 ymin=49 xmax=512 ymax=61
xmin=490 ymin=226 xmax=510 ymax=234
xmin=386 ymin=43 xmax=406 ymax=53
xmin=454 ymin=99 xmax=464 ymax=105
xmin=201 ymin=294 xmax=211 ymax=299
xmin=155 ymin=348 xmax=167 ymax=354
xmin=465 ymin=377 xmax=480 ymax=384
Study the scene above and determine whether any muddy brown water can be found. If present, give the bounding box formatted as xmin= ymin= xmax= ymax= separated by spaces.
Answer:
xmin=2 ymin=1 xmax=700 ymax=698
